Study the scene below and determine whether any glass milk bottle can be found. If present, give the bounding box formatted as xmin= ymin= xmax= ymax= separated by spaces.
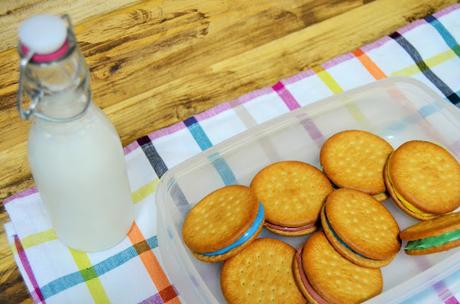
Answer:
xmin=17 ymin=15 xmax=134 ymax=252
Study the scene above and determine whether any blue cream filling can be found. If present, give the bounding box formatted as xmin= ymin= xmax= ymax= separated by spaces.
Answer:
xmin=323 ymin=209 xmax=369 ymax=259
xmin=201 ymin=203 xmax=264 ymax=257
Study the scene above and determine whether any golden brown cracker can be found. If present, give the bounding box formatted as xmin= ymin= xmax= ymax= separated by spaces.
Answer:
xmin=251 ymin=161 xmax=333 ymax=227
xmin=389 ymin=141 xmax=460 ymax=214
xmin=182 ymin=185 xmax=259 ymax=253
xmin=384 ymin=157 xmax=437 ymax=220
xmin=221 ymin=238 xmax=306 ymax=304
xmin=324 ymin=189 xmax=400 ymax=260
xmin=321 ymin=206 xmax=395 ymax=268
xmin=320 ymin=130 xmax=393 ymax=195
xmin=302 ymin=232 xmax=382 ymax=304
xmin=194 ymin=223 xmax=263 ymax=263
xmin=264 ymin=224 xmax=317 ymax=237
xmin=373 ymin=192 xmax=388 ymax=202
xmin=400 ymin=211 xmax=460 ymax=240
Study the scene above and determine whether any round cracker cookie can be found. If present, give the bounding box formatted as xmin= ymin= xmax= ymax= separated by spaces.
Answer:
xmin=400 ymin=212 xmax=460 ymax=255
xmin=384 ymin=157 xmax=437 ymax=221
xmin=250 ymin=161 xmax=333 ymax=235
xmin=387 ymin=140 xmax=460 ymax=215
xmin=321 ymin=189 xmax=400 ymax=265
xmin=182 ymin=185 xmax=263 ymax=262
xmin=321 ymin=206 xmax=395 ymax=268
xmin=221 ymin=238 xmax=306 ymax=304
xmin=320 ymin=130 xmax=393 ymax=195
xmin=296 ymin=232 xmax=382 ymax=304
xmin=401 ymin=212 xmax=460 ymax=240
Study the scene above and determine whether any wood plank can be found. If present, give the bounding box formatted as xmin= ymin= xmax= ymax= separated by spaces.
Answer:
xmin=0 ymin=0 xmax=363 ymax=148
xmin=0 ymin=0 xmax=141 ymax=52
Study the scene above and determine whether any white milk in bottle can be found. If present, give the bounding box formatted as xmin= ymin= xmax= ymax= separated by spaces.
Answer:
xmin=17 ymin=15 xmax=134 ymax=251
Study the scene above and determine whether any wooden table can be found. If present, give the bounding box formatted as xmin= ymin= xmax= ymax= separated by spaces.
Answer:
xmin=0 ymin=0 xmax=456 ymax=302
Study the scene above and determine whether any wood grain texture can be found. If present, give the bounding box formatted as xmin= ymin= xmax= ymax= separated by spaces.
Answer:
xmin=0 ymin=0 xmax=141 ymax=52
xmin=0 ymin=0 xmax=456 ymax=302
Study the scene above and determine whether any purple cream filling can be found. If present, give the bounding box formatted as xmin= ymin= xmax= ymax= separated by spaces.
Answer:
xmin=265 ymin=221 xmax=316 ymax=232
xmin=296 ymin=247 xmax=328 ymax=304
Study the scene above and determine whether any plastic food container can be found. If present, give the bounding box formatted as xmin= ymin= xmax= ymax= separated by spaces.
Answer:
xmin=156 ymin=77 xmax=460 ymax=303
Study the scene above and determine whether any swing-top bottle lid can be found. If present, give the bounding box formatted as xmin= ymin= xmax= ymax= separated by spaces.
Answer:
xmin=18 ymin=14 xmax=69 ymax=63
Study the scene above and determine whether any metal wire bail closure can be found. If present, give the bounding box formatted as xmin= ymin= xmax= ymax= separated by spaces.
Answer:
xmin=16 ymin=50 xmax=36 ymax=120
xmin=16 ymin=14 xmax=91 ymax=122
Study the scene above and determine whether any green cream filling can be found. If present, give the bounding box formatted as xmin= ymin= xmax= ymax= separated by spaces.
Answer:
xmin=405 ymin=229 xmax=460 ymax=250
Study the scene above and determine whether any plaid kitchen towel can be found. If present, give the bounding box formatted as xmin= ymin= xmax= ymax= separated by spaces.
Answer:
xmin=4 ymin=4 xmax=460 ymax=304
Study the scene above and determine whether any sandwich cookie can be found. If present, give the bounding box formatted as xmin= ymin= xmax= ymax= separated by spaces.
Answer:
xmin=321 ymin=188 xmax=400 ymax=268
xmin=293 ymin=232 xmax=382 ymax=304
xmin=320 ymin=130 xmax=393 ymax=201
xmin=400 ymin=211 xmax=460 ymax=255
xmin=251 ymin=161 xmax=333 ymax=236
xmin=221 ymin=238 xmax=306 ymax=304
xmin=182 ymin=185 xmax=264 ymax=262
xmin=385 ymin=140 xmax=460 ymax=220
